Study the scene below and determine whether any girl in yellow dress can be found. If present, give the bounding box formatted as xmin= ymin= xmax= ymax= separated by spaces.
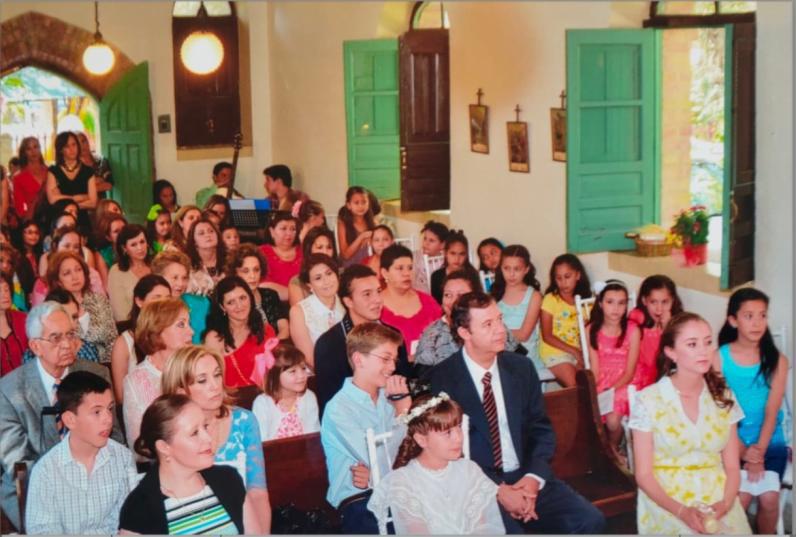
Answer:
xmin=629 ymin=312 xmax=752 ymax=534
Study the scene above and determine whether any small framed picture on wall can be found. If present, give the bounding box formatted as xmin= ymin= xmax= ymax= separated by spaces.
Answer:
xmin=550 ymin=107 xmax=567 ymax=162
xmin=469 ymin=104 xmax=489 ymax=153
xmin=506 ymin=121 xmax=530 ymax=173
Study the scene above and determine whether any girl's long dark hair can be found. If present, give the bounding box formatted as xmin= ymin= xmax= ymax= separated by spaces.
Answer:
xmin=476 ymin=237 xmax=504 ymax=271
xmin=657 ymin=312 xmax=734 ymax=409
xmin=718 ymin=287 xmax=780 ymax=385
xmin=544 ymin=253 xmax=591 ymax=299
xmin=337 ymin=186 xmax=376 ymax=245
xmin=635 ymin=274 xmax=684 ymax=329
xmin=588 ymin=282 xmax=629 ymax=349
xmin=491 ymin=244 xmax=540 ymax=301
xmin=11 ymin=219 xmax=43 ymax=265
xmin=393 ymin=395 xmax=463 ymax=470
xmin=205 ymin=275 xmax=264 ymax=349
xmin=442 ymin=230 xmax=476 ymax=271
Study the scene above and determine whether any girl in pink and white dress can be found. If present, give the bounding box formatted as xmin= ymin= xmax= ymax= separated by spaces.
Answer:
xmin=252 ymin=343 xmax=320 ymax=441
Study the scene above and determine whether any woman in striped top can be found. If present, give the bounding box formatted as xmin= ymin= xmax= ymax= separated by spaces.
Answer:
xmin=119 ymin=394 xmax=256 ymax=535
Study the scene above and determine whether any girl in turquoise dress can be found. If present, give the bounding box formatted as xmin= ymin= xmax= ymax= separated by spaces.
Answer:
xmin=629 ymin=312 xmax=751 ymax=535
xmin=714 ymin=287 xmax=789 ymax=534
xmin=491 ymin=245 xmax=544 ymax=374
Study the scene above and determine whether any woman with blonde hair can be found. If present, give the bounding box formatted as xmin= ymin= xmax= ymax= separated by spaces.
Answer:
xmin=162 ymin=345 xmax=271 ymax=533
xmin=122 ymin=297 xmax=194 ymax=447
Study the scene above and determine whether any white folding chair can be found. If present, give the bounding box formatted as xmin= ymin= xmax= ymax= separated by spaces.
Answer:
xmin=394 ymin=236 xmax=415 ymax=252
xmin=326 ymin=214 xmax=340 ymax=252
xmin=623 ymin=384 xmax=638 ymax=473
xmin=366 ymin=414 xmax=470 ymax=535
xmin=574 ymin=295 xmax=596 ymax=369
xmin=772 ymin=324 xmax=792 ymax=535
xmin=423 ymin=254 xmax=445 ymax=281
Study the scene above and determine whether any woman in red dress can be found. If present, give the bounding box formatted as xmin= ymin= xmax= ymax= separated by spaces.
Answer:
xmin=203 ymin=275 xmax=276 ymax=388
xmin=12 ymin=137 xmax=49 ymax=219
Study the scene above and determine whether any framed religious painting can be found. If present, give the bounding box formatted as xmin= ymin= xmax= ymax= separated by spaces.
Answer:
xmin=550 ymin=107 xmax=566 ymax=162
xmin=506 ymin=121 xmax=530 ymax=173
xmin=469 ymin=104 xmax=489 ymax=153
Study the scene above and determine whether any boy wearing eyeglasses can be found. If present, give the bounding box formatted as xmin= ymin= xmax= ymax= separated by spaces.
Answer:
xmin=0 ymin=302 xmax=122 ymax=531
xmin=321 ymin=322 xmax=412 ymax=534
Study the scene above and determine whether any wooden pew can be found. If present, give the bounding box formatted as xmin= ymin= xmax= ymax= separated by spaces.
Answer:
xmin=14 ymin=462 xmax=28 ymax=534
xmin=262 ymin=433 xmax=340 ymax=531
xmin=545 ymin=369 xmax=637 ymax=532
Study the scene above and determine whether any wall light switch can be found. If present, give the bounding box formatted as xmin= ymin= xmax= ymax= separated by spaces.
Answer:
xmin=158 ymin=114 xmax=171 ymax=133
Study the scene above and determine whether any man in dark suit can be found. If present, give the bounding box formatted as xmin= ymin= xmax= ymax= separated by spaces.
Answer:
xmin=431 ymin=291 xmax=605 ymax=534
xmin=314 ymin=265 xmax=411 ymax=418
xmin=0 ymin=302 xmax=122 ymax=530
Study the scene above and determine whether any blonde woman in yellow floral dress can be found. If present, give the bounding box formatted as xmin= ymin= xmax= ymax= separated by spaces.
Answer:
xmin=629 ymin=312 xmax=751 ymax=534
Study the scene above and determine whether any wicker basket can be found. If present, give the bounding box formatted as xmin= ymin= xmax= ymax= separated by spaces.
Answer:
xmin=634 ymin=238 xmax=671 ymax=257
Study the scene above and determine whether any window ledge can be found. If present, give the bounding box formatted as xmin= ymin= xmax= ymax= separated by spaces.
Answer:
xmin=607 ymin=251 xmax=731 ymax=297
xmin=380 ymin=199 xmax=451 ymax=226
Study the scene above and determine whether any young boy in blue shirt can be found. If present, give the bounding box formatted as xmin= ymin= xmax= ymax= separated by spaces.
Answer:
xmin=321 ymin=322 xmax=412 ymax=534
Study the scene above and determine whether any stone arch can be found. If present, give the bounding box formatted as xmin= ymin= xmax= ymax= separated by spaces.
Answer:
xmin=0 ymin=11 xmax=135 ymax=99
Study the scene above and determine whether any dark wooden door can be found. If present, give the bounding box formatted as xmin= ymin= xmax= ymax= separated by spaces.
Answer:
xmin=721 ymin=22 xmax=755 ymax=289
xmin=399 ymin=29 xmax=450 ymax=211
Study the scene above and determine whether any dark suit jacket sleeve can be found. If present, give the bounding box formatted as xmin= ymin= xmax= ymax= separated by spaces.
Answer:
xmin=314 ymin=329 xmax=344 ymax=420
xmin=518 ymin=357 xmax=556 ymax=481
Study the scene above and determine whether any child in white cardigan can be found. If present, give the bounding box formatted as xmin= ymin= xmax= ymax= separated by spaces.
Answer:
xmin=252 ymin=343 xmax=319 ymax=441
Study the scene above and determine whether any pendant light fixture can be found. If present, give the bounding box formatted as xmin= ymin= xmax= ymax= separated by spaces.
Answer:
xmin=82 ymin=1 xmax=115 ymax=76
xmin=180 ymin=2 xmax=224 ymax=75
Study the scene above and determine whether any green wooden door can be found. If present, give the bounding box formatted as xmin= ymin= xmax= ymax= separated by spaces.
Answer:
xmin=721 ymin=23 xmax=755 ymax=289
xmin=343 ymin=39 xmax=400 ymax=200
xmin=100 ymin=62 xmax=154 ymax=224
xmin=566 ymin=30 xmax=658 ymax=252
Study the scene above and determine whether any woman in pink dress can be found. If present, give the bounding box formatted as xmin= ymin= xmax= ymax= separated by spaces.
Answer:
xmin=12 ymin=137 xmax=49 ymax=219
xmin=259 ymin=212 xmax=302 ymax=301
xmin=379 ymin=244 xmax=442 ymax=360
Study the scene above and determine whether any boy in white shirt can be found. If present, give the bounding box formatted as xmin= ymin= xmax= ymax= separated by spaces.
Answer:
xmin=25 ymin=371 xmax=137 ymax=535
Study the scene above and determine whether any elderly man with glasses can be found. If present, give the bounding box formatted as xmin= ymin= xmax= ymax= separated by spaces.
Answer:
xmin=0 ymin=301 xmax=122 ymax=532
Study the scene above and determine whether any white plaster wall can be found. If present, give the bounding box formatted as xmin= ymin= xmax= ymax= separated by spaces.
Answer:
xmin=1 ymin=1 xmax=274 ymax=203
xmin=755 ymin=0 xmax=793 ymax=358
xmin=266 ymin=2 xmax=411 ymax=213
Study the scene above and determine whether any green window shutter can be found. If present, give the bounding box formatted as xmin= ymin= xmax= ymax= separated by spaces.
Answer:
xmin=343 ymin=39 xmax=400 ymax=200
xmin=100 ymin=62 xmax=154 ymax=224
xmin=566 ymin=30 xmax=658 ymax=253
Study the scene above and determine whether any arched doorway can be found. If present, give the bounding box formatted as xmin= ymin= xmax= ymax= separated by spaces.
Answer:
xmin=1 ymin=11 xmax=153 ymax=223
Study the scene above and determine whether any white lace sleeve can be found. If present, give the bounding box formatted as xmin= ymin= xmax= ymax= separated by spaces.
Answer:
xmin=367 ymin=470 xmax=430 ymax=535
xmin=466 ymin=461 xmax=505 ymax=535
xmin=628 ymin=390 xmax=652 ymax=432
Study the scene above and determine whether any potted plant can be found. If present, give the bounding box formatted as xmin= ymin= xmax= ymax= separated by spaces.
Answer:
xmin=671 ymin=205 xmax=710 ymax=266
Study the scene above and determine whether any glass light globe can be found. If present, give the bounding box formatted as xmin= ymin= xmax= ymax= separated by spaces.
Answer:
xmin=82 ymin=41 xmax=115 ymax=75
xmin=180 ymin=31 xmax=224 ymax=75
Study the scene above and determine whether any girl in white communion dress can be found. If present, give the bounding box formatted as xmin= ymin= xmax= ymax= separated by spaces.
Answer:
xmin=367 ymin=393 xmax=506 ymax=535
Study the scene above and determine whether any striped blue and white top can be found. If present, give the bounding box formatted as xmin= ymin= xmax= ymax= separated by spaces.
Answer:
xmin=164 ymin=485 xmax=238 ymax=535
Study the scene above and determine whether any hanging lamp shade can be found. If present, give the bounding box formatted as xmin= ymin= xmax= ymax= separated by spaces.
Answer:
xmin=180 ymin=31 xmax=224 ymax=75
xmin=82 ymin=2 xmax=115 ymax=76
